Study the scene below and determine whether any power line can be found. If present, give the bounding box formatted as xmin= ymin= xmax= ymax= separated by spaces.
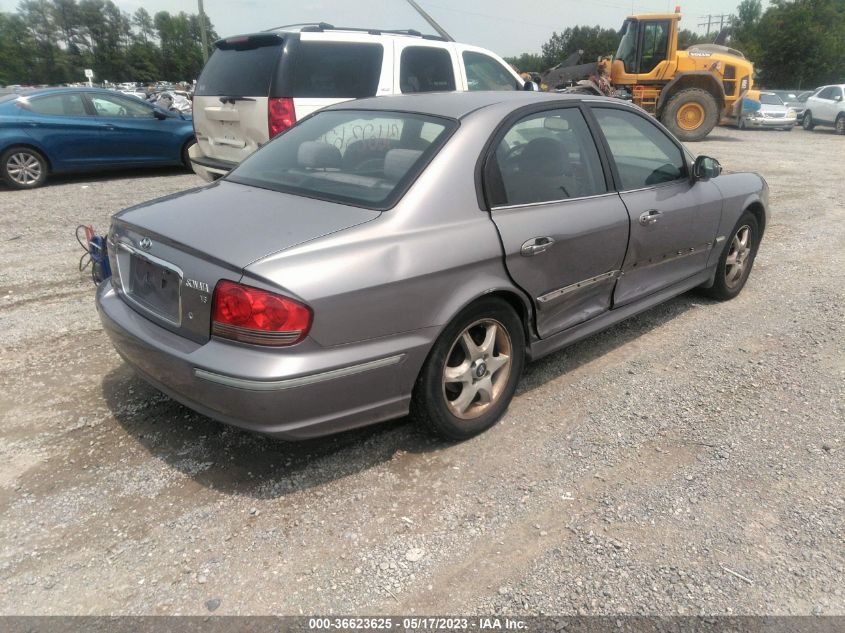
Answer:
xmin=697 ymin=13 xmax=731 ymax=36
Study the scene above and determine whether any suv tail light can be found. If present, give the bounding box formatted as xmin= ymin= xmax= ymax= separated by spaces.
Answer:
xmin=268 ymin=97 xmax=296 ymax=138
xmin=211 ymin=280 xmax=312 ymax=346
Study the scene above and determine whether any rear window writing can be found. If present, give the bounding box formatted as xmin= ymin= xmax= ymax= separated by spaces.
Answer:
xmin=292 ymin=42 xmax=383 ymax=98
xmin=228 ymin=110 xmax=455 ymax=210
xmin=196 ymin=41 xmax=282 ymax=97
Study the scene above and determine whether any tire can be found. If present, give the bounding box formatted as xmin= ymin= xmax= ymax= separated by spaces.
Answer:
xmin=802 ymin=111 xmax=815 ymax=130
xmin=181 ymin=138 xmax=196 ymax=170
xmin=660 ymin=88 xmax=719 ymax=142
xmin=410 ymin=298 xmax=525 ymax=440
xmin=1 ymin=146 xmax=48 ymax=189
xmin=701 ymin=211 xmax=760 ymax=301
xmin=835 ymin=114 xmax=845 ymax=135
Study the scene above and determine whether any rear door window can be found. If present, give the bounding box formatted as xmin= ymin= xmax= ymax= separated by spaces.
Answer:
xmin=291 ymin=42 xmax=383 ymax=98
xmin=400 ymin=46 xmax=456 ymax=93
xmin=463 ymin=51 xmax=519 ymax=91
xmin=21 ymin=93 xmax=88 ymax=116
xmin=488 ymin=108 xmax=606 ymax=206
xmin=196 ymin=36 xmax=282 ymax=97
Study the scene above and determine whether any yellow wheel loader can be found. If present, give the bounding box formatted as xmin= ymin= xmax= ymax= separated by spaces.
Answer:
xmin=543 ymin=10 xmax=755 ymax=141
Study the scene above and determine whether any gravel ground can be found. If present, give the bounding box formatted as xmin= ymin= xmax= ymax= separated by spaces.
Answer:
xmin=0 ymin=126 xmax=842 ymax=616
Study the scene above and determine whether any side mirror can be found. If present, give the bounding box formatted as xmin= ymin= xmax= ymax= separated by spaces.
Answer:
xmin=835 ymin=95 xmax=843 ymax=102
xmin=153 ymin=109 xmax=168 ymax=120
xmin=692 ymin=155 xmax=722 ymax=181
xmin=523 ymin=81 xmax=539 ymax=92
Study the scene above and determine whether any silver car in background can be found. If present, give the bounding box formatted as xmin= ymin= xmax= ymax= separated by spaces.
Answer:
xmin=739 ymin=91 xmax=797 ymax=130
xmin=97 ymin=92 xmax=768 ymax=441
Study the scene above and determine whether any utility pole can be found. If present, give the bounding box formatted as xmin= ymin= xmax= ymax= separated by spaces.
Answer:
xmin=698 ymin=13 xmax=731 ymax=37
xmin=198 ymin=0 xmax=209 ymax=63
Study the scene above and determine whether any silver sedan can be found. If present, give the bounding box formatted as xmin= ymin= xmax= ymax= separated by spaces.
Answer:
xmin=97 ymin=92 xmax=768 ymax=441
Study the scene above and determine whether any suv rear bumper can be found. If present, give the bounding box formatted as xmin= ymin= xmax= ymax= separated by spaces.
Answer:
xmin=188 ymin=144 xmax=237 ymax=181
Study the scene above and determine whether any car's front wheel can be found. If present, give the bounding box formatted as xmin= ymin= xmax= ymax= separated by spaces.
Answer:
xmin=702 ymin=211 xmax=760 ymax=301
xmin=1 ymin=147 xmax=48 ymax=189
xmin=411 ymin=298 xmax=525 ymax=440
xmin=802 ymin=111 xmax=815 ymax=130
xmin=181 ymin=138 xmax=197 ymax=170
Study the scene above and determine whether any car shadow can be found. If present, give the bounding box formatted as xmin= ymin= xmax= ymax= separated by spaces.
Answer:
xmin=0 ymin=165 xmax=197 ymax=191
xmin=102 ymin=291 xmax=711 ymax=499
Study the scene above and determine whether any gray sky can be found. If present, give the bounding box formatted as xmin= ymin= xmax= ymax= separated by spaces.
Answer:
xmin=0 ymin=0 xmax=754 ymax=57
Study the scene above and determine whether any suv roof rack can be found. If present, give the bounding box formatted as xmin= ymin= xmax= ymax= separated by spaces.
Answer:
xmin=265 ymin=22 xmax=448 ymax=41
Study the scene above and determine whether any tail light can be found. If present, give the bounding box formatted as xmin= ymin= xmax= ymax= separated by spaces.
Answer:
xmin=211 ymin=280 xmax=312 ymax=346
xmin=268 ymin=97 xmax=296 ymax=138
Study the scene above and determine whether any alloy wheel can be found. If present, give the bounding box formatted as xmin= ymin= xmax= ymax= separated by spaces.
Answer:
xmin=836 ymin=117 xmax=845 ymax=135
xmin=725 ymin=225 xmax=752 ymax=289
xmin=6 ymin=152 xmax=42 ymax=186
xmin=442 ymin=318 xmax=512 ymax=420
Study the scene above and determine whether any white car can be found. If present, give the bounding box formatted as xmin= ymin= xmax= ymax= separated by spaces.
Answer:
xmin=189 ymin=25 xmax=530 ymax=181
xmin=801 ymin=84 xmax=845 ymax=134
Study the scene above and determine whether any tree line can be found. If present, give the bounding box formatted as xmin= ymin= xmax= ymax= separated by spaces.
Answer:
xmin=505 ymin=0 xmax=845 ymax=90
xmin=0 ymin=0 xmax=218 ymax=86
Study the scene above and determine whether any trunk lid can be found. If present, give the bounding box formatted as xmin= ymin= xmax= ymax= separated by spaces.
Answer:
xmin=110 ymin=181 xmax=380 ymax=343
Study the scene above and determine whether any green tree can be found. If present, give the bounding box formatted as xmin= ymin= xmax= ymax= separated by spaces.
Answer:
xmin=541 ymin=25 xmax=620 ymax=69
xmin=730 ymin=0 xmax=763 ymax=61
xmin=752 ymin=0 xmax=845 ymax=89
xmin=0 ymin=12 xmax=38 ymax=84
xmin=503 ymin=53 xmax=545 ymax=73
xmin=133 ymin=7 xmax=155 ymax=44
xmin=677 ymin=29 xmax=711 ymax=50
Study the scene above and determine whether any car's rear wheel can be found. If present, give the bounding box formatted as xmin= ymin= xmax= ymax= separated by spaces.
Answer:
xmin=802 ymin=111 xmax=815 ymax=130
xmin=411 ymin=298 xmax=525 ymax=440
xmin=835 ymin=114 xmax=845 ymax=135
xmin=701 ymin=211 xmax=760 ymax=301
xmin=1 ymin=147 xmax=47 ymax=189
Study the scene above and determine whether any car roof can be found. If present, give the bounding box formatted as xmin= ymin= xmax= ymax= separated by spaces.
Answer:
xmin=7 ymin=87 xmax=137 ymax=98
xmin=324 ymin=91 xmax=589 ymax=119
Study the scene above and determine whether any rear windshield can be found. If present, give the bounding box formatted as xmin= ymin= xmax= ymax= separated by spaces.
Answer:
xmin=228 ymin=110 xmax=456 ymax=210
xmin=292 ymin=42 xmax=383 ymax=98
xmin=196 ymin=37 xmax=282 ymax=97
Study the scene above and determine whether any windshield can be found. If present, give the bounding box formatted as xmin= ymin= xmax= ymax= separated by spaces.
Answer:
xmin=228 ymin=110 xmax=456 ymax=210
xmin=616 ymin=20 xmax=639 ymax=73
xmin=760 ymin=93 xmax=783 ymax=106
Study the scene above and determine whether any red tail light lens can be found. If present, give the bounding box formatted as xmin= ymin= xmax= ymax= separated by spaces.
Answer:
xmin=211 ymin=280 xmax=312 ymax=346
xmin=268 ymin=97 xmax=296 ymax=138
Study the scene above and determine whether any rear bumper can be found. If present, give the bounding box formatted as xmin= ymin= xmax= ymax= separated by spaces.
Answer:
xmin=96 ymin=281 xmax=434 ymax=440
xmin=188 ymin=144 xmax=237 ymax=182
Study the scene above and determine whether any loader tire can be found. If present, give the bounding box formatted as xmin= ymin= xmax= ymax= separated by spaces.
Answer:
xmin=660 ymin=88 xmax=719 ymax=142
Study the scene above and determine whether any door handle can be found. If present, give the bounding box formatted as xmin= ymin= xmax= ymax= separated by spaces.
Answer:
xmin=639 ymin=209 xmax=662 ymax=226
xmin=520 ymin=236 xmax=555 ymax=257
xmin=99 ymin=124 xmax=116 ymax=131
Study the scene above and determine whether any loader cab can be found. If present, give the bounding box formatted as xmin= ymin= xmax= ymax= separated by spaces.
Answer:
xmin=612 ymin=15 xmax=680 ymax=84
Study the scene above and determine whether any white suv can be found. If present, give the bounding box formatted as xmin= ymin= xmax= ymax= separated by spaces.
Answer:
xmin=189 ymin=25 xmax=527 ymax=181
xmin=801 ymin=84 xmax=845 ymax=134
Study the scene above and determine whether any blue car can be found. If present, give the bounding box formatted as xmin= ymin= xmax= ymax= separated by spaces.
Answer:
xmin=0 ymin=87 xmax=195 ymax=189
